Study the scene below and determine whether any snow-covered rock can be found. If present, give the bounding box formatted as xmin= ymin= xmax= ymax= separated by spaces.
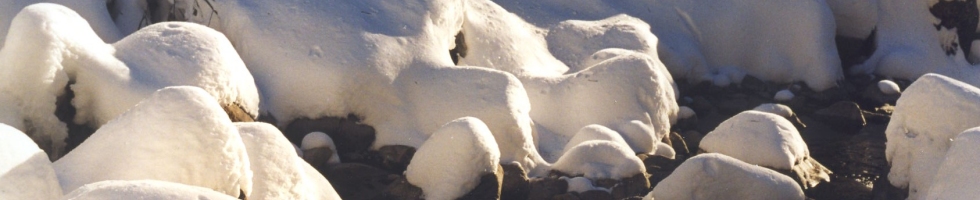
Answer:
xmin=878 ymin=79 xmax=902 ymax=95
xmin=753 ymin=103 xmax=795 ymax=119
xmin=775 ymin=89 xmax=795 ymax=101
xmin=885 ymin=74 xmax=980 ymax=199
xmin=0 ymin=123 xmax=61 ymax=200
xmin=53 ymin=86 xmax=252 ymax=197
xmin=825 ymin=0 xmax=879 ymax=38
xmin=700 ymin=111 xmax=830 ymax=188
xmin=61 ymin=180 xmax=237 ymax=200
xmin=552 ymin=141 xmax=645 ymax=180
xmin=405 ymin=117 xmax=501 ymax=200
xmin=563 ymin=176 xmax=608 ymax=193
xmin=677 ymin=106 xmax=696 ymax=119
xmin=0 ymin=4 xmax=259 ymax=157
xmin=923 ymin=127 xmax=980 ymax=200
xmin=0 ymin=0 xmax=122 ymax=49
xmin=561 ymin=124 xmax=629 ymax=155
xmin=491 ymin=0 xmax=842 ymax=90
xmin=236 ymin=123 xmax=341 ymax=200
xmin=301 ymin=131 xmax=340 ymax=165
xmin=650 ymin=153 xmax=805 ymax=200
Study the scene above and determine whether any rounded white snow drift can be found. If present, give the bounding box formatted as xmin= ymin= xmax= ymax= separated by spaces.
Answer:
xmin=62 ymin=180 xmax=237 ymax=200
xmin=562 ymin=124 xmax=630 ymax=154
xmin=237 ymin=123 xmax=341 ymax=200
xmin=0 ymin=123 xmax=62 ymax=200
xmin=650 ymin=153 xmax=804 ymax=200
xmin=405 ymin=117 xmax=501 ymax=200
xmin=700 ymin=111 xmax=808 ymax=170
xmin=552 ymin=140 xmax=645 ymax=180
xmin=877 ymin=79 xmax=902 ymax=95
xmin=774 ymin=89 xmax=795 ymax=101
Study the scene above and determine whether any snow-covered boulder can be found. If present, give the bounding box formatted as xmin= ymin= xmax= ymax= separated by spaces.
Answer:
xmin=62 ymin=180 xmax=237 ymax=200
xmin=53 ymin=86 xmax=252 ymax=197
xmin=649 ymin=153 xmax=805 ymax=200
xmin=825 ymin=0 xmax=878 ymax=38
xmin=182 ymin=0 xmax=548 ymax=172
xmin=885 ymin=74 xmax=980 ymax=198
xmin=405 ymin=117 xmax=501 ymax=200
xmin=923 ymin=127 xmax=980 ymax=199
xmin=236 ymin=123 xmax=341 ymax=200
xmin=301 ymin=131 xmax=341 ymax=166
xmin=0 ymin=4 xmax=259 ymax=158
xmin=552 ymin=141 xmax=645 ymax=180
xmin=0 ymin=123 xmax=61 ymax=200
xmin=0 ymin=0 xmax=122 ymax=49
xmin=490 ymin=0 xmax=842 ymax=90
xmin=561 ymin=124 xmax=629 ymax=155
xmin=700 ymin=111 xmax=830 ymax=188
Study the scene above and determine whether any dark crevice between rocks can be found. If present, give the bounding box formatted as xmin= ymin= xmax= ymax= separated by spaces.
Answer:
xmin=930 ymin=0 xmax=979 ymax=58
xmin=836 ymin=28 xmax=877 ymax=72
xmin=56 ymin=82 xmax=95 ymax=159
xmin=450 ymin=31 xmax=467 ymax=65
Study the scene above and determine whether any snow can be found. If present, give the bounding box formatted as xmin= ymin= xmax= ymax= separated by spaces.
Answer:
xmin=650 ymin=153 xmax=805 ymax=200
xmin=236 ymin=123 xmax=341 ymax=200
xmin=61 ymin=180 xmax=236 ymax=200
xmin=753 ymin=103 xmax=795 ymax=119
xmin=878 ymin=79 xmax=902 ymax=95
xmin=921 ymin=127 xmax=980 ymax=199
xmin=0 ymin=123 xmax=62 ymax=200
xmin=53 ymin=86 xmax=252 ymax=197
xmin=852 ymin=0 xmax=980 ymax=87
xmin=562 ymin=176 xmax=609 ymax=193
xmin=0 ymin=0 xmax=122 ymax=50
xmin=0 ymin=95 xmax=24 ymax=131
xmin=825 ymin=0 xmax=879 ymax=38
xmin=301 ymin=132 xmax=340 ymax=164
xmin=552 ymin=140 xmax=645 ymax=180
xmin=774 ymin=90 xmax=795 ymax=101
xmin=561 ymin=124 xmax=630 ymax=155
xmin=490 ymin=0 xmax=842 ymax=91
xmin=699 ymin=111 xmax=808 ymax=170
xmin=677 ymin=106 xmax=695 ymax=119
xmin=405 ymin=117 xmax=500 ymax=200
xmin=885 ymin=74 xmax=980 ymax=199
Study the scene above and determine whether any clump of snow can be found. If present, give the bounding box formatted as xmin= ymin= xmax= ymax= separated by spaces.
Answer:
xmin=753 ymin=103 xmax=795 ymax=119
xmin=552 ymin=141 xmax=645 ymax=180
xmin=923 ymin=127 xmax=980 ymax=199
xmin=0 ymin=123 xmax=61 ymax=200
xmin=53 ymin=86 xmax=252 ymax=197
xmin=885 ymin=74 xmax=980 ymax=199
xmin=677 ymin=106 xmax=695 ymax=119
xmin=237 ymin=123 xmax=341 ymax=200
xmin=878 ymin=79 xmax=902 ymax=95
xmin=650 ymin=153 xmax=804 ymax=200
xmin=544 ymin=14 xmax=662 ymax=74
xmin=405 ymin=117 xmax=501 ymax=200
xmin=774 ymin=89 xmax=795 ymax=101
xmin=700 ymin=111 xmax=808 ymax=170
xmin=825 ymin=0 xmax=879 ymax=38
xmin=562 ymin=176 xmax=609 ymax=193
xmin=62 ymin=180 xmax=236 ymax=200
xmin=491 ymin=0 xmax=842 ymax=90
xmin=301 ymin=132 xmax=340 ymax=164
xmin=561 ymin=124 xmax=630 ymax=155
xmin=0 ymin=0 xmax=122 ymax=49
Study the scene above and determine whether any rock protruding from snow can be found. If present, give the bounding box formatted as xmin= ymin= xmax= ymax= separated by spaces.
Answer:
xmin=301 ymin=131 xmax=340 ymax=166
xmin=885 ymin=74 xmax=980 ymax=199
xmin=878 ymin=79 xmax=902 ymax=95
xmin=650 ymin=153 xmax=805 ymax=200
xmin=552 ymin=141 xmax=645 ymax=180
xmin=561 ymin=125 xmax=630 ymax=155
xmin=923 ymin=127 xmax=980 ymax=199
xmin=700 ymin=111 xmax=831 ymax=188
xmin=53 ymin=86 xmax=252 ymax=197
xmin=0 ymin=123 xmax=62 ymax=200
xmin=236 ymin=123 xmax=341 ymax=200
xmin=61 ymin=180 xmax=237 ymax=200
xmin=405 ymin=117 xmax=501 ymax=200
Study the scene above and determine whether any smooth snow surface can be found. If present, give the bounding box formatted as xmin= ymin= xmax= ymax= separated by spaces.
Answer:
xmin=677 ymin=106 xmax=695 ymax=119
xmin=61 ymin=180 xmax=236 ymax=200
xmin=491 ymin=0 xmax=842 ymax=90
xmin=561 ymin=124 xmax=630 ymax=155
xmin=651 ymin=153 xmax=805 ymax=200
xmin=563 ymin=176 xmax=608 ymax=193
xmin=886 ymin=74 xmax=980 ymax=199
xmin=301 ymin=132 xmax=340 ymax=164
xmin=552 ymin=141 xmax=645 ymax=180
xmin=923 ymin=127 xmax=980 ymax=200
xmin=878 ymin=79 xmax=902 ymax=95
xmin=825 ymin=0 xmax=879 ymax=38
xmin=700 ymin=111 xmax=808 ymax=170
xmin=236 ymin=123 xmax=341 ymax=200
xmin=0 ymin=123 xmax=61 ymax=200
xmin=406 ymin=117 xmax=501 ymax=200
xmin=53 ymin=86 xmax=252 ymax=197
xmin=775 ymin=90 xmax=795 ymax=101
xmin=0 ymin=0 xmax=121 ymax=49
xmin=753 ymin=103 xmax=795 ymax=119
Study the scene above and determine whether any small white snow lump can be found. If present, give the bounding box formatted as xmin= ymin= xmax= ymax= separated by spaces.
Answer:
xmin=649 ymin=153 xmax=804 ymax=200
xmin=62 ymin=180 xmax=237 ymax=200
xmin=552 ymin=140 xmax=645 ymax=180
xmin=301 ymin=131 xmax=341 ymax=165
xmin=878 ymin=79 xmax=902 ymax=95
xmin=774 ymin=89 xmax=795 ymax=101
xmin=677 ymin=106 xmax=695 ymax=119
xmin=405 ymin=117 xmax=500 ymax=200
xmin=0 ymin=123 xmax=62 ymax=200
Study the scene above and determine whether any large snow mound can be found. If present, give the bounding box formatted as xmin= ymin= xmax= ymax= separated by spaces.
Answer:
xmin=0 ymin=0 xmax=121 ymax=49
xmin=650 ymin=153 xmax=805 ymax=200
xmin=490 ymin=0 xmax=842 ymax=90
xmin=236 ymin=122 xmax=341 ymax=200
xmin=0 ymin=123 xmax=62 ymax=200
xmin=62 ymin=180 xmax=236 ymax=200
xmin=885 ymin=73 xmax=980 ymax=198
xmin=53 ymin=86 xmax=252 ymax=197
xmin=405 ymin=117 xmax=501 ymax=200
xmin=923 ymin=127 xmax=980 ymax=200
xmin=552 ymin=140 xmax=645 ymax=180
xmin=700 ymin=111 xmax=808 ymax=170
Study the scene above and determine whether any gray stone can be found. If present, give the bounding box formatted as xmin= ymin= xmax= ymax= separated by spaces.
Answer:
xmin=378 ymin=145 xmax=415 ymax=172
xmin=814 ymin=101 xmax=866 ymax=133
xmin=324 ymin=163 xmax=396 ymax=200
xmin=501 ymin=162 xmax=530 ymax=200
xmin=457 ymin=165 xmax=503 ymax=200
xmin=609 ymin=173 xmax=651 ymax=200
xmin=383 ymin=176 xmax=424 ymax=200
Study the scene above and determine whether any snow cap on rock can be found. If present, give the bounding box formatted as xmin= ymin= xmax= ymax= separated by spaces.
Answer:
xmin=774 ymin=89 xmax=795 ymax=101
xmin=552 ymin=140 xmax=645 ymax=180
xmin=700 ymin=111 xmax=808 ymax=170
xmin=562 ymin=124 xmax=630 ymax=154
xmin=406 ymin=117 xmax=501 ymax=200
xmin=62 ymin=180 xmax=237 ymax=200
xmin=650 ymin=153 xmax=804 ymax=200
xmin=236 ymin=123 xmax=341 ymax=200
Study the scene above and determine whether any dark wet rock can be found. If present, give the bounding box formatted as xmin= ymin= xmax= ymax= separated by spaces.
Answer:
xmin=805 ymin=177 xmax=872 ymax=200
xmin=673 ymin=114 xmax=698 ymax=130
xmin=552 ymin=193 xmax=579 ymax=200
xmin=609 ymin=173 xmax=652 ymax=200
xmin=778 ymin=156 xmax=832 ymax=190
xmin=638 ymin=153 xmax=676 ymax=188
xmin=302 ymin=147 xmax=335 ymax=169
xmin=679 ymin=130 xmax=703 ymax=153
xmin=836 ymin=34 xmax=877 ymax=70
xmin=324 ymin=163 xmax=397 ymax=200
xmin=714 ymin=93 xmax=751 ymax=115
xmin=664 ymin=131 xmax=690 ymax=159
xmin=383 ymin=176 xmax=424 ymax=200
xmin=689 ymin=96 xmax=715 ymax=114
xmin=871 ymin=175 xmax=909 ymax=200
xmin=813 ymin=101 xmax=866 ymax=133
xmin=458 ymin=165 xmax=504 ymax=200
xmin=221 ymin=102 xmax=255 ymax=122
xmin=578 ymin=190 xmax=614 ymax=200
xmin=501 ymin=162 xmax=530 ymax=200
xmin=378 ymin=145 xmax=416 ymax=172
xmin=528 ymin=177 xmax=568 ymax=200
xmin=739 ymin=75 xmax=769 ymax=93
xmin=859 ymin=82 xmax=900 ymax=107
